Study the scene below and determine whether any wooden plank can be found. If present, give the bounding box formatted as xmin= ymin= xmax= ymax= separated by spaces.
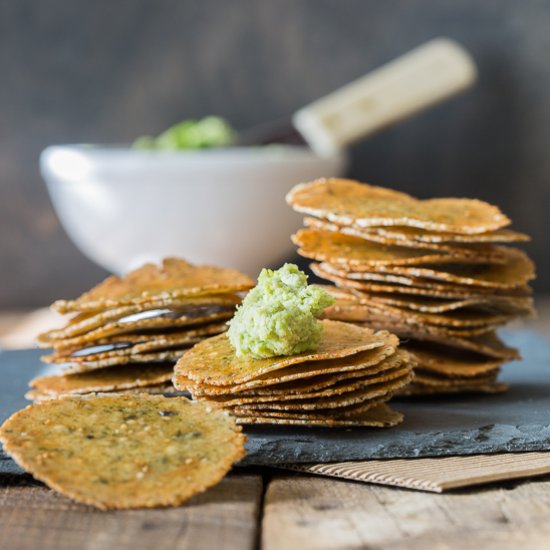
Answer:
xmin=262 ymin=474 xmax=550 ymax=550
xmin=0 ymin=473 xmax=263 ymax=550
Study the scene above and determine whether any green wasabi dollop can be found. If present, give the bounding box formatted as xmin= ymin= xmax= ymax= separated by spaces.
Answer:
xmin=133 ymin=116 xmax=235 ymax=150
xmin=227 ymin=263 xmax=334 ymax=359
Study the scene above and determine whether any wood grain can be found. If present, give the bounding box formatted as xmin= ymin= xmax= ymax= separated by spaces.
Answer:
xmin=262 ymin=474 xmax=550 ymax=550
xmin=0 ymin=473 xmax=263 ymax=550
xmin=1 ymin=305 xmax=550 ymax=548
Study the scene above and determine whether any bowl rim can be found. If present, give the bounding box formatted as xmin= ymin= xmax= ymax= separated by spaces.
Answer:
xmin=41 ymin=143 xmax=348 ymax=165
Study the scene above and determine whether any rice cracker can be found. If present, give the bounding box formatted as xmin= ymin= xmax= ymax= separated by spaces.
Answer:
xmin=0 ymin=394 xmax=246 ymax=510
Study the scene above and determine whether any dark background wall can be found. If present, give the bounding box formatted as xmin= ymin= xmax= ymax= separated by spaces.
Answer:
xmin=1 ymin=0 xmax=549 ymax=307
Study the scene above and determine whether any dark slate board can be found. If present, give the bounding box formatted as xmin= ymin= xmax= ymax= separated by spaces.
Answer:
xmin=1 ymin=330 xmax=549 ymax=471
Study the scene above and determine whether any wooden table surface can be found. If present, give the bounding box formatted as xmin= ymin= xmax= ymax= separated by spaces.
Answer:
xmin=1 ymin=302 xmax=550 ymax=550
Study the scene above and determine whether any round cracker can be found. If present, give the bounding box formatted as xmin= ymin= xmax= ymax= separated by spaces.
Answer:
xmin=188 ymin=349 xmax=411 ymax=398
xmin=49 ymin=312 xmax=233 ymax=352
xmin=29 ymin=364 xmax=175 ymax=396
xmin=58 ymin=351 xmax=185 ymax=374
xmin=303 ymin=216 xmax=528 ymax=245
xmin=0 ymin=394 xmax=246 ymax=510
xmin=293 ymin=229 xmax=474 ymax=267
xmin=38 ymin=296 xmax=241 ymax=346
xmin=310 ymin=263 xmax=532 ymax=299
xmin=303 ymin=217 xmax=511 ymax=261
xmin=317 ymin=284 xmax=534 ymax=315
xmin=226 ymin=372 xmax=413 ymax=412
xmin=173 ymin=320 xmax=396 ymax=388
xmin=25 ymin=382 xmax=176 ymax=401
xmin=406 ymin=347 xmax=504 ymax=378
xmin=324 ymin=300 xmax=514 ymax=329
xmin=287 ymin=178 xmax=510 ymax=234
xmin=347 ymin=224 xmax=528 ymax=244
xmin=201 ymin=364 xmax=412 ymax=406
xmin=53 ymin=258 xmax=254 ymax=313
xmin=236 ymin=403 xmax=404 ymax=427
xmin=364 ymin=249 xmax=535 ymax=289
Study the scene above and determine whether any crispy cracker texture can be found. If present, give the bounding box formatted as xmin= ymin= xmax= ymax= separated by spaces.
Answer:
xmin=173 ymin=320 xmax=397 ymax=387
xmin=174 ymin=319 xmax=412 ymax=427
xmin=288 ymin=178 xmax=536 ymax=396
xmin=29 ymin=364 xmax=175 ymax=396
xmin=47 ymin=317 xmax=230 ymax=354
xmin=0 ymin=394 xmax=246 ymax=510
xmin=303 ymin=216 xmax=529 ymax=244
xmin=25 ymin=382 xmax=176 ymax=402
xmin=236 ymin=403 xmax=404 ymax=427
xmin=39 ymin=297 xmax=240 ymax=345
xmin=53 ymin=258 xmax=254 ymax=313
xmin=287 ymin=178 xmax=510 ymax=234
xmin=293 ymin=229 xmax=472 ymax=267
xmin=188 ymin=349 xmax=410 ymax=398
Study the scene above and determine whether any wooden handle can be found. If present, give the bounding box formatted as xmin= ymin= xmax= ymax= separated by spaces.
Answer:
xmin=292 ymin=38 xmax=477 ymax=156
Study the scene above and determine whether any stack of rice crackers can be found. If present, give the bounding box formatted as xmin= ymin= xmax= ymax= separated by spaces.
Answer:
xmin=174 ymin=320 xmax=414 ymax=427
xmin=30 ymin=258 xmax=254 ymax=400
xmin=288 ymin=178 xmax=535 ymax=395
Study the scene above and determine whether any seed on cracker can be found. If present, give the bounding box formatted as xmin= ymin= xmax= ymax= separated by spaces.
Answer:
xmin=25 ymin=381 xmax=177 ymax=402
xmin=38 ymin=296 xmax=241 ymax=346
xmin=174 ymin=320 xmax=413 ymax=426
xmin=287 ymin=178 xmax=510 ymax=234
xmin=293 ymin=229 xmax=476 ymax=267
xmin=288 ymin=178 xmax=535 ymax=396
xmin=303 ymin=217 xmax=513 ymax=261
xmin=52 ymin=258 xmax=254 ymax=314
xmin=174 ymin=320 xmax=396 ymax=387
xmin=29 ymin=363 xmax=175 ymax=397
xmin=0 ymin=394 xmax=246 ymax=510
xmin=236 ymin=403 xmax=403 ymax=427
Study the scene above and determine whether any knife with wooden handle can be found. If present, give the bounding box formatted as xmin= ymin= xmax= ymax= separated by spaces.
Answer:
xmin=293 ymin=38 xmax=477 ymax=156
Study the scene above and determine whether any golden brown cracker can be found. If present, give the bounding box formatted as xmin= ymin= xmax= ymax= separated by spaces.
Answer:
xmin=53 ymin=258 xmax=254 ymax=313
xmin=367 ymin=249 xmax=535 ymax=289
xmin=29 ymin=364 xmax=175 ymax=396
xmin=288 ymin=178 xmax=510 ymax=234
xmin=49 ymin=311 xmax=233 ymax=352
xmin=25 ymin=382 xmax=176 ymax=401
xmin=310 ymin=263 xmax=531 ymax=299
xmin=406 ymin=347 xmax=503 ymax=378
xmin=303 ymin=216 xmax=528 ymax=244
xmin=39 ymin=296 xmax=240 ymax=346
xmin=224 ymin=372 xmax=412 ymax=412
xmin=303 ymin=217 xmax=510 ymax=261
xmin=47 ymin=323 xmax=228 ymax=362
xmin=333 ymin=290 xmax=534 ymax=316
xmin=293 ymin=229 xmax=472 ymax=267
xmin=358 ymin=320 xmax=520 ymax=360
xmin=236 ymin=403 xmax=403 ymax=427
xmin=199 ymin=363 xmax=412 ymax=406
xmin=188 ymin=349 xmax=412 ymax=397
xmin=173 ymin=320 xmax=396 ymax=388
xmin=0 ymin=394 xmax=246 ymax=510
xmin=58 ymin=351 xmax=185 ymax=374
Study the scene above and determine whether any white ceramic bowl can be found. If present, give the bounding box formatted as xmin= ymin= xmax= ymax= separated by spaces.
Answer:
xmin=40 ymin=145 xmax=348 ymax=277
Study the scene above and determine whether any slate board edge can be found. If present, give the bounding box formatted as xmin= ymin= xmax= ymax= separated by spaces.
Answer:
xmin=237 ymin=423 xmax=550 ymax=465
xmin=3 ymin=424 xmax=550 ymax=472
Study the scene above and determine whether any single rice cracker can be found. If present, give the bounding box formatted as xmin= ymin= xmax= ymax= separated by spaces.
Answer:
xmin=0 ymin=394 xmax=246 ymax=510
